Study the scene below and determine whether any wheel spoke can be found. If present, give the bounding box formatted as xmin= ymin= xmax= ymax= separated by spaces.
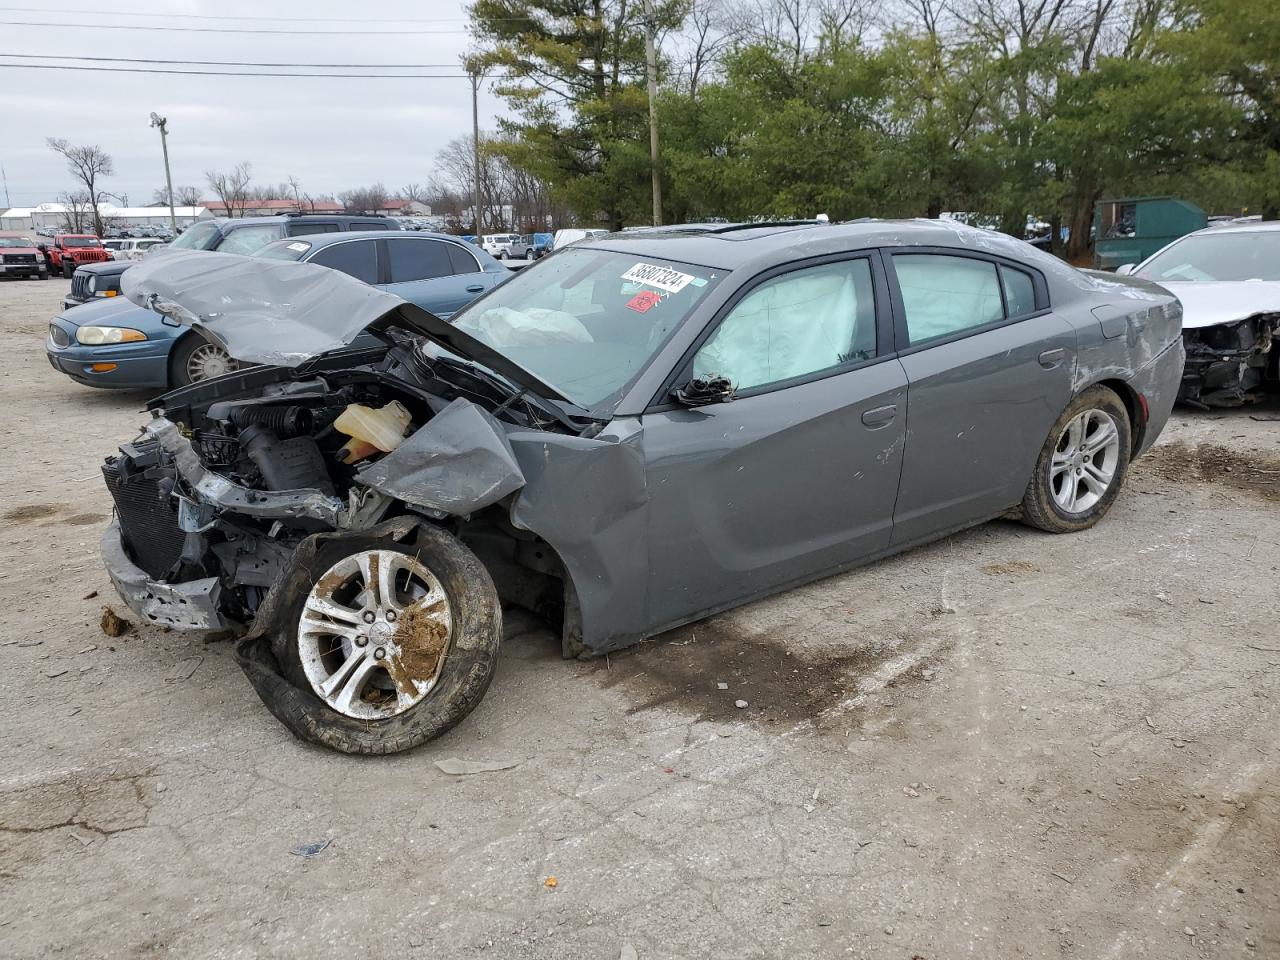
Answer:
xmin=1079 ymin=468 xmax=1107 ymax=497
xmin=1061 ymin=475 xmax=1079 ymax=511
xmin=326 ymin=652 xmax=381 ymax=714
xmin=1064 ymin=414 xmax=1084 ymax=455
xmin=379 ymin=552 xmax=406 ymax=611
xmin=1083 ymin=461 xmax=1113 ymax=486
xmin=303 ymin=594 xmax=362 ymax=628
xmin=1082 ymin=419 xmax=1117 ymax=455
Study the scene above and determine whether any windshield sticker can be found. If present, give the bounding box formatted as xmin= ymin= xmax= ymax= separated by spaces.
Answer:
xmin=621 ymin=262 xmax=697 ymax=294
xmin=625 ymin=290 xmax=663 ymax=314
xmin=287 ymin=241 xmax=310 ymax=252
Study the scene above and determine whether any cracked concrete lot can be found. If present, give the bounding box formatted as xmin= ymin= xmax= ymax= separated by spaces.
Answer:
xmin=1 ymin=278 xmax=1277 ymax=959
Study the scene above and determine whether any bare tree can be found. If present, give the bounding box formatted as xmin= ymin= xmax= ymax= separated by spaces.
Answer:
xmin=174 ymin=185 xmax=202 ymax=207
xmin=46 ymin=138 xmax=113 ymax=236
xmin=205 ymin=162 xmax=254 ymax=217
xmin=56 ymin=190 xmax=93 ymax=232
xmin=398 ymin=182 xmax=431 ymax=205
xmin=673 ymin=0 xmax=738 ymax=97
xmin=339 ymin=183 xmax=390 ymax=214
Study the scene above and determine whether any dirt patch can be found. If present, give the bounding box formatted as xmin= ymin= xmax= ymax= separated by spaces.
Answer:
xmin=99 ymin=606 xmax=131 ymax=638
xmin=980 ymin=559 xmax=1039 ymax=576
xmin=1140 ymin=442 xmax=1280 ymax=502
xmin=386 ymin=599 xmax=450 ymax=696
xmin=63 ymin=513 xmax=106 ymax=526
xmin=3 ymin=504 xmax=59 ymax=523
xmin=597 ymin=619 xmax=924 ymax=727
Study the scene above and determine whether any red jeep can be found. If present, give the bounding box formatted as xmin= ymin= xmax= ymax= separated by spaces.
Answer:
xmin=43 ymin=234 xmax=110 ymax=278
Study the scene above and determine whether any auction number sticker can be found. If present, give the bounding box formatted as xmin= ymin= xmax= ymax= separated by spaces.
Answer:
xmin=621 ymin=262 xmax=697 ymax=294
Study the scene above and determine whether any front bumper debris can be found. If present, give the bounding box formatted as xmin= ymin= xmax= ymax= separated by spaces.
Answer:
xmin=101 ymin=520 xmax=230 ymax=630
xmin=1180 ymin=314 xmax=1278 ymax=407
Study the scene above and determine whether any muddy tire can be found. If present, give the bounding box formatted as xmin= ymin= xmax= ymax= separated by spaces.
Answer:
xmin=1021 ymin=385 xmax=1131 ymax=534
xmin=270 ymin=527 xmax=501 ymax=754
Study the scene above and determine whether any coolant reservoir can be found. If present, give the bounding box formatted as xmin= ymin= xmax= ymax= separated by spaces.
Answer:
xmin=334 ymin=400 xmax=412 ymax=453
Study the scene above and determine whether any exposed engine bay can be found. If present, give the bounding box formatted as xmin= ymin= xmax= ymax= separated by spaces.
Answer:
xmin=102 ymin=339 xmax=583 ymax=633
xmin=1179 ymin=314 xmax=1279 ymax=408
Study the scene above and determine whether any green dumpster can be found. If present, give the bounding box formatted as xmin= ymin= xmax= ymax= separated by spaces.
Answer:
xmin=1093 ymin=197 xmax=1206 ymax=270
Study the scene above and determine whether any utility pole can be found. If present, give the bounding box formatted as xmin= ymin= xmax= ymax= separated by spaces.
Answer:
xmin=469 ymin=69 xmax=484 ymax=237
xmin=149 ymin=112 xmax=178 ymax=233
xmin=642 ymin=0 xmax=662 ymax=226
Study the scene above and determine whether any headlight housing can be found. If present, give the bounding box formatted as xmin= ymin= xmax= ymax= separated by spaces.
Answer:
xmin=75 ymin=325 xmax=147 ymax=345
xmin=87 ymin=275 xmax=97 ymax=294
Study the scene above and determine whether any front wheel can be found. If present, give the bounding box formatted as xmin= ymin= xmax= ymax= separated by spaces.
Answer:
xmin=272 ymin=529 xmax=502 ymax=754
xmin=1021 ymin=385 xmax=1131 ymax=534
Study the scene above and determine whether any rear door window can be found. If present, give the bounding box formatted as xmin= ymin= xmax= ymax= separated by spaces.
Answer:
xmin=308 ymin=240 xmax=378 ymax=285
xmin=289 ymin=222 xmax=340 ymax=236
xmin=891 ymin=254 xmax=1004 ymax=345
xmin=385 ymin=238 xmax=452 ymax=282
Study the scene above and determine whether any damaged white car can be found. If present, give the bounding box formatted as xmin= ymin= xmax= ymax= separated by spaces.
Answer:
xmin=1120 ymin=221 xmax=1280 ymax=406
xmin=99 ymin=222 xmax=1183 ymax=753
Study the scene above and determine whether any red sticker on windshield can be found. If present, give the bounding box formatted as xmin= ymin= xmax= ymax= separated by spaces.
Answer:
xmin=626 ymin=290 xmax=662 ymax=313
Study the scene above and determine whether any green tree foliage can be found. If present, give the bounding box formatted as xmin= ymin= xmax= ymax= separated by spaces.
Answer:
xmin=469 ymin=0 xmax=1280 ymax=249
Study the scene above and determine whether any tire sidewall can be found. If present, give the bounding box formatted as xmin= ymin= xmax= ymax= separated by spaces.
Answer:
xmin=1026 ymin=386 xmax=1132 ymax=533
xmin=273 ymin=527 xmax=501 ymax=753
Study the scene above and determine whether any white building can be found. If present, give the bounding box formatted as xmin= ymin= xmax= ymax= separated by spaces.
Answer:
xmin=0 ymin=202 xmax=212 ymax=233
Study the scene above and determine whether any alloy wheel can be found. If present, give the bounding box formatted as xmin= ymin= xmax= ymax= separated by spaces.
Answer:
xmin=296 ymin=549 xmax=454 ymax=720
xmin=1050 ymin=408 xmax=1121 ymax=513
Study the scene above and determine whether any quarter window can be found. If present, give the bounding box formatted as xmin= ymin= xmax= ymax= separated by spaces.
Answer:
xmin=446 ymin=243 xmax=481 ymax=275
xmin=385 ymin=238 xmax=452 ymax=283
xmin=892 ymin=254 xmax=1004 ymax=345
xmin=308 ymin=240 xmax=378 ymax=285
xmin=693 ymin=259 xmax=877 ymax=392
xmin=1000 ymin=265 xmax=1037 ymax=318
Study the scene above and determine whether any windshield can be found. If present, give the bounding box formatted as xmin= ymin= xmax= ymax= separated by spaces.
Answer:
xmin=1137 ymin=232 xmax=1280 ymax=282
xmin=62 ymin=237 xmax=101 ymax=247
xmin=445 ymin=248 xmax=724 ymax=413
xmin=169 ymin=221 xmax=219 ymax=251
xmin=0 ymin=237 xmax=34 ymax=248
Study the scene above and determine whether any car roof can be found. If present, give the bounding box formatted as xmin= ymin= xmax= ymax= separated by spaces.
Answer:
xmin=213 ymin=214 xmax=397 ymax=228
xmin=1190 ymin=220 xmax=1280 ymax=236
xmin=280 ymin=230 xmax=476 ymax=247
xmin=579 ymin=219 xmax=1024 ymax=268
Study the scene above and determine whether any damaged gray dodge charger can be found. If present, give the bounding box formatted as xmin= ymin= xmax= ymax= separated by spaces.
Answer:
xmin=100 ymin=221 xmax=1185 ymax=753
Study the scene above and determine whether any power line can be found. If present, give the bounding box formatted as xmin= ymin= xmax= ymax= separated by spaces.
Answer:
xmin=0 ymin=19 xmax=472 ymax=35
xmin=0 ymin=54 xmax=466 ymax=68
xmin=0 ymin=5 xmax=473 ymax=21
xmin=0 ymin=63 xmax=480 ymax=78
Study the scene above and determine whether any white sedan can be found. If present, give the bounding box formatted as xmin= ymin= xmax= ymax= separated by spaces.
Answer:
xmin=1120 ymin=222 xmax=1280 ymax=406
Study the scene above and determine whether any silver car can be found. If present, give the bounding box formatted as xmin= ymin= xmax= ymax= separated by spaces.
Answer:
xmin=98 ymin=220 xmax=1184 ymax=753
xmin=1118 ymin=221 xmax=1280 ymax=406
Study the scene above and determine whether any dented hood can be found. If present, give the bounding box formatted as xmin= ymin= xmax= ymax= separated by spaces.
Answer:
xmin=120 ymin=249 xmax=570 ymax=401
xmin=1153 ymin=280 xmax=1280 ymax=330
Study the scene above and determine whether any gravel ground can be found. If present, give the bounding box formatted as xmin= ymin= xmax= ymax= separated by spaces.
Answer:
xmin=1 ymin=277 xmax=1277 ymax=959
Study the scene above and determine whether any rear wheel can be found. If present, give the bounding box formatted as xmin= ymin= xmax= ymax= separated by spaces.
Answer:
xmin=169 ymin=333 xmax=240 ymax=387
xmin=273 ymin=529 xmax=502 ymax=754
xmin=1021 ymin=385 xmax=1131 ymax=534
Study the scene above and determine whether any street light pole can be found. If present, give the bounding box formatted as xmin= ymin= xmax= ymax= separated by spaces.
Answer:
xmin=469 ymin=69 xmax=484 ymax=237
xmin=642 ymin=0 xmax=662 ymax=226
xmin=149 ymin=112 xmax=177 ymax=233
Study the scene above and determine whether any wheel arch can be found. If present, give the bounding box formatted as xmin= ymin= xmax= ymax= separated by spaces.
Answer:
xmin=1078 ymin=376 xmax=1145 ymax=457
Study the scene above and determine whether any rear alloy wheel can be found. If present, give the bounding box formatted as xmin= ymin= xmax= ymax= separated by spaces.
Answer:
xmin=272 ymin=530 xmax=502 ymax=754
xmin=170 ymin=334 xmax=239 ymax=386
xmin=1021 ymin=385 xmax=1131 ymax=534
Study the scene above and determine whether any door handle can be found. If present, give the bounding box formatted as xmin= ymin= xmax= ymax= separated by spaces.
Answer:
xmin=1038 ymin=348 xmax=1065 ymax=369
xmin=465 ymin=284 xmax=485 ymax=293
xmin=861 ymin=404 xmax=897 ymax=429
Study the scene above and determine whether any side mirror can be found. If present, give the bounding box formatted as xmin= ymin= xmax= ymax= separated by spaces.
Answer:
xmin=1114 ymin=263 xmax=1136 ymax=276
xmin=671 ymin=374 xmax=736 ymax=407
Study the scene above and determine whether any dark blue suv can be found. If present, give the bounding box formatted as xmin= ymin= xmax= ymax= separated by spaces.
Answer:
xmin=64 ymin=214 xmax=399 ymax=311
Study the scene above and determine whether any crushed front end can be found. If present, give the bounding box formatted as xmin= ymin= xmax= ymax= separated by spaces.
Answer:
xmin=1179 ymin=313 xmax=1279 ymax=407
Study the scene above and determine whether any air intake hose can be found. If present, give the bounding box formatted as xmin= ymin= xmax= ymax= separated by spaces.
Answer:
xmin=227 ymin=404 xmax=313 ymax=438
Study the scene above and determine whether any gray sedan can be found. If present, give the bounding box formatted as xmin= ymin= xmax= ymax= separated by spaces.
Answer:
xmin=98 ymin=220 xmax=1184 ymax=753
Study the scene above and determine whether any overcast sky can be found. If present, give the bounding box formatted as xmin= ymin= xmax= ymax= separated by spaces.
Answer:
xmin=2 ymin=1 xmax=506 ymax=208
